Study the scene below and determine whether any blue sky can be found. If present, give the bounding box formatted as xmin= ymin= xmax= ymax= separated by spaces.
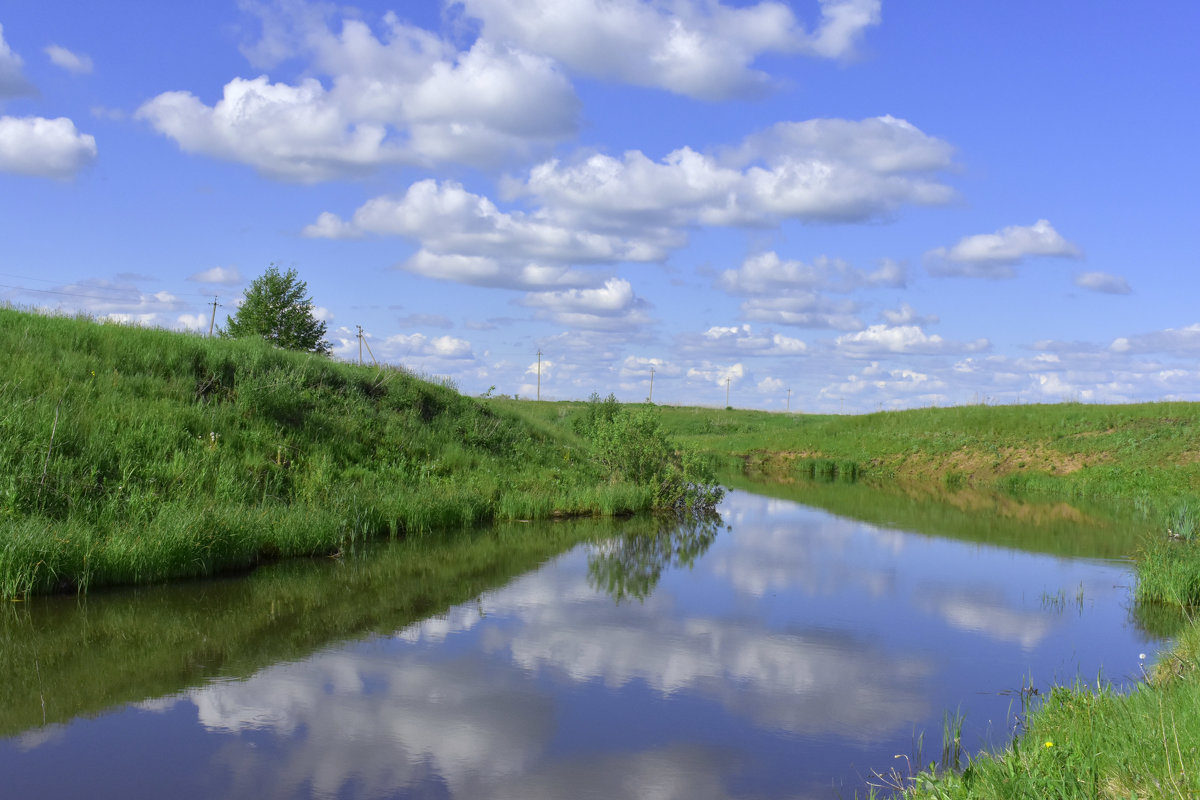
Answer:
xmin=2 ymin=1 xmax=1197 ymax=411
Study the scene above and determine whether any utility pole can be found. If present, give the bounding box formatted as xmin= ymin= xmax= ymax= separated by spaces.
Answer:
xmin=725 ymin=377 xmax=731 ymax=408
xmin=208 ymin=296 xmax=219 ymax=337
xmin=786 ymin=387 xmax=791 ymax=412
xmin=536 ymin=349 xmax=542 ymax=401
xmin=648 ymin=366 xmax=655 ymax=403
xmin=355 ymin=326 xmax=378 ymax=367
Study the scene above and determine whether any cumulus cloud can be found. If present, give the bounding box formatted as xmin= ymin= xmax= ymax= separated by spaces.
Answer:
xmin=880 ymin=303 xmax=938 ymax=326
xmin=0 ymin=24 xmax=33 ymax=98
xmin=307 ymin=178 xmax=678 ymax=290
xmin=618 ymin=355 xmax=681 ymax=379
xmin=187 ymin=266 xmax=243 ymax=285
xmin=526 ymin=116 xmax=956 ymax=229
xmin=0 ymin=116 xmax=97 ymax=178
xmin=306 ymin=179 xmax=664 ymax=263
xmin=329 ymin=327 xmax=475 ymax=364
xmin=740 ymin=294 xmax=862 ymax=330
xmin=10 ymin=278 xmax=191 ymax=327
xmin=137 ymin=11 xmax=579 ymax=180
xmin=1073 ymin=271 xmax=1131 ymax=295
xmin=686 ymin=361 xmax=745 ymax=388
xmin=1111 ymin=323 xmax=1200 ymax=356
xmin=680 ymin=324 xmax=807 ymax=357
xmin=719 ymin=252 xmax=905 ymax=295
xmin=818 ymin=362 xmax=948 ymax=408
xmin=926 ymin=220 xmax=1081 ymax=278
xmin=305 ymin=116 xmax=950 ymax=293
xmin=457 ymin=0 xmax=879 ymax=100
xmin=402 ymin=251 xmax=599 ymax=291
xmin=521 ymin=277 xmax=651 ymax=330
xmin=835 ymin=324 xmax=990 ymax=356
xmin=176 ymin=313 xmax=210 ymax=332
xmin=45 ymin=44 xmax=93 ymax=74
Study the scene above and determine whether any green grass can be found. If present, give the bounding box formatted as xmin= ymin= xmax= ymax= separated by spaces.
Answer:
xmin=0 ymin=307 xmax=716 ymax=597
xmin=885 ymin=622 xmax=1200 ymax=799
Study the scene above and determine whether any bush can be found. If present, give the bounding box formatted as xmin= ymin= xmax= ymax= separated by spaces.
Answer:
xmin=576 ymin=394 xmax=724 ymax=512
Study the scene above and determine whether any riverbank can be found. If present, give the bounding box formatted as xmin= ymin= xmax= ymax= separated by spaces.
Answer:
xmin=666 ymin=404 xmax=1200 ymax=797
xmin=506 ymin=399 xmax=1200 ymax=797
xmin=0 ymin=308 xmax=717 ymax=598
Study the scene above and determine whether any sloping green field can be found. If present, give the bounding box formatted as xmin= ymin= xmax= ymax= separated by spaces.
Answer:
xmin=0 ymin=308 xmax=713 ymax=597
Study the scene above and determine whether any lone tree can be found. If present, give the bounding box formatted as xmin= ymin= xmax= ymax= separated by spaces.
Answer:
xmin=224 ymin=264 xmax=330 ymax=354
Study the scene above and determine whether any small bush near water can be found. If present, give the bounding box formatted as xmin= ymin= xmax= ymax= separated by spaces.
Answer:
xmin=0 ymin=308 xmax=718 ymax=598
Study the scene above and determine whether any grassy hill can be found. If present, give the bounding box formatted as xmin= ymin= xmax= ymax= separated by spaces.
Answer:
xmin=0 ymin=308 xmax=715 ymax=598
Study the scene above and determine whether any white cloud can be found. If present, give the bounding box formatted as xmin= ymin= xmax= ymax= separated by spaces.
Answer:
xmin=306 ymin=179 xmax=663 ymax=264
xmin=457 ymin=0 xmax=880 ymax=100
xmin=0 ymin=24 xmax=33 ymax=98
xmin=187 ymin=266 xmax=243 ymax=285
xmin=403 ymin=251 xmax=598 ymax=291
xmin=686 ymin=361 xmax=745 ymax=388
xmin=522 ymin=278 xmax=651 ymax=330
xmin=308 ymin=178 xmax=676 ymax=290
xmin=176 ymin=313 xmax=209 ymax=331
xmin=0 ymin=116 xmax=97 ymax=178
xmin=45 ymin=44 xmax=93 ymax=74
xmin=1073 ymin=271 xmax=1131 ymax=295
xmin=681 ymin=323 xmax=808 ymax=357
xmin=618 ymin=356 xmax=681 ymax=379
xmin=835 ymin=324 xmax=990 ymax=356
xmin=525 ymin=147 xmax=743 ymax=229
xmin=526 ymin=116 xmax=956 ymax=229
xmin=1111 ymin=323 xmax=1200 ymax=355
xmin=926 ymin=220 xmax=1081 ymax=278
xmin=305 ymin=116 xmax=951 ymax=294
xmin=138 ymin=11 xmax=578 ymax=180
xmin=818 ymin=362 xmax=948 ymax=408
xmin=740 ymin=294 xmax=862 ymax=330
xmin=880 ymin=303 xmax=938 ymax=326
xmin=12 ymin=279 xmax=190 ymax=328
xmin=719 ymin=252 xmax=905 ymax=295
xmin=329 ymin=328 xmax=476 ymax=364
xmin=137 ymin=76 xmax=403 ymax=183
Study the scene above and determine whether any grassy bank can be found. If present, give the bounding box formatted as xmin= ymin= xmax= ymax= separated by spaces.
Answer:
xmin=0 ymin=308 xmax=717 ymax=598
xmin=501 ymin=400 xmax=1200 ymax=797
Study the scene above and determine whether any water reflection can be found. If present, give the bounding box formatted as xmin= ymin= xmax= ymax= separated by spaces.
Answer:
xmin=587 ymin=511 xmax=723 ymax=603
xmin=0 ymin=488 xmax=1165 ymax=799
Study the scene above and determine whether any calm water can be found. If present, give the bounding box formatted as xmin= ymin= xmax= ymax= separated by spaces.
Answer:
xmin=0 ymin=488 xmax=1165 ymax=799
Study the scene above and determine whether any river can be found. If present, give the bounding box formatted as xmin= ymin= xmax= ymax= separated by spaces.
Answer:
xmin=0 ymin=485 xmax=1167 ymax=799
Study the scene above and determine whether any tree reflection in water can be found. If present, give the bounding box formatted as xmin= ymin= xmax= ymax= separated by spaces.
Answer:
xmin=587 ymin=511 xmax=725 ymax=603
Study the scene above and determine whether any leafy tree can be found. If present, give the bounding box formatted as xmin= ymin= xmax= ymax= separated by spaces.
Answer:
xmin=224 ymin=264 xmax=330 ymax=355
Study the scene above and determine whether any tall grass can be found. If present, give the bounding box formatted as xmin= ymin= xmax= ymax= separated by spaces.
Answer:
xmin=0 ymin=308 xmax=714 ymax=597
